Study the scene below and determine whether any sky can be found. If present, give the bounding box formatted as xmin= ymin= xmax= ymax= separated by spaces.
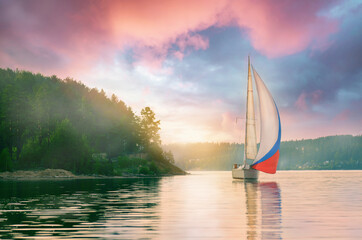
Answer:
xmin=0 ymin=0 xmax=361 ymax=143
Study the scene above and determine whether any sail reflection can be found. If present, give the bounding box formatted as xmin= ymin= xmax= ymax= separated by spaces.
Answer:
xmin=243 ymin=181 xmax=282 ymax=240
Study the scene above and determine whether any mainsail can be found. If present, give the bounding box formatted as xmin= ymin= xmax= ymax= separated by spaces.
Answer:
xmin=251 ymin=67 xmax=281 ymax=174
xmin=244 ymin=56 xmax=257 ymax=162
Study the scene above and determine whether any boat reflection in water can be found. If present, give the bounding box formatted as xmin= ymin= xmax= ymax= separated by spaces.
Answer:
xmin=236 ymin=180 xmax=282 ymax=239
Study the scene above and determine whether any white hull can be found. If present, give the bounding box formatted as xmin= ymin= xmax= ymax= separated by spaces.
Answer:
xmin=232 ymin=167 xmax=259 ymax=179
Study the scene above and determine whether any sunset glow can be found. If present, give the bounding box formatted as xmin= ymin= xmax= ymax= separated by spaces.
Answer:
xmin=0 ymin=0 xmax=361 ymax=143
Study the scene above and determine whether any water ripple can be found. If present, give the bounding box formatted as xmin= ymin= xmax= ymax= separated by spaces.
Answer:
xmin=0 ymin=171 xmax=361 ymax=239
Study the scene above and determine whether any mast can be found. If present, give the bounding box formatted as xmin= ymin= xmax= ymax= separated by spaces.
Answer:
xmin=244 ymin=56 xmax=258 ymax=165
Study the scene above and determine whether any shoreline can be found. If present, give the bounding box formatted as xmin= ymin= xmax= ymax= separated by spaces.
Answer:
xmin=0 ymin=169 xmax=187 ymax=181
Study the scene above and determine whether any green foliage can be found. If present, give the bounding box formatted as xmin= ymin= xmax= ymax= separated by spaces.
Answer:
xmin=20 ymin=119 xmax=92 ymax=173
xmin=21 ymin=138 xmax=43 ymax=168
xmin=149 ymin=161 xmax=160 ymax=175
xmin=163 ymin=150 xmax=175 ymax=163
xmin=165 ymin=135 xmax=362 ymax=170
xmin=0 ymin=148 xmax=12 ymax=171
xmin=138 ymin=165 xmax=150 ymax=175
xmin=140 ymin=107 xmax=161 ymax=147
xmin=277 ymin=135 xmax=362 ymax=170
xmin=46 ymin=119 xmax=92 ymax=173
xmin=113 ymin=156 xmax=161 ymax=176
xmin=92 ymin=158 xmax=113 ymax=176
xmin=0 ymin=68 xmax=184 ymax=175
xmin=116 ymin=156 xmax=145 ymax=169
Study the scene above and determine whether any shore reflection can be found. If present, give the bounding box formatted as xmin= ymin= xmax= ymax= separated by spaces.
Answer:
xmin=0 ymin=178 xmax=162 ymax=239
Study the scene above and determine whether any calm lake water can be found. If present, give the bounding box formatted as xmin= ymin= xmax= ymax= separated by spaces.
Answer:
xmin=0 ymin=171 xmax=361 ymax=239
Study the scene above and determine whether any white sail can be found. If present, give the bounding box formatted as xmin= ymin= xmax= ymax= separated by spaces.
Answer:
xmin=244 ymin=57 xmax=257 ymax=161
xmin=251 ymin=67 xmax=281 ymax=171
xmin=232 ymin=59 xmax=281 ymax=178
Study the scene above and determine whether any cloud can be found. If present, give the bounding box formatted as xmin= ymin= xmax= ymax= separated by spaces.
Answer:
xmin=293 ymin=90 xmax=324 ymax=111
xmin=0 ymin=0 xmax=340 ymax=75
xmin=311 ymin=90 xmax=323 ymax=104
xmin=0 ymin=0 xmax=112 ymax=75
xmin=229 ymin=0 xmax=339 ymax=57
xmin=1 ymin=0 xmax=361 ymax=143
xmin=176 ymin=34 xmax=209 ymax=52
xmin=295 ymin=92 xmax=308 ymax=111
xmin=334 ymin=109 xmax=350 ymax=121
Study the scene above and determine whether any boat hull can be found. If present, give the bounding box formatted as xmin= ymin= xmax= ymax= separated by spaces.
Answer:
xmin=232 ymin=168 xmax=259 ymax=179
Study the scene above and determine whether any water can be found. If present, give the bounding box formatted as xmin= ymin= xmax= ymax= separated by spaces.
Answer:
xmin=0 ymin=171 xmax=361 ymax=239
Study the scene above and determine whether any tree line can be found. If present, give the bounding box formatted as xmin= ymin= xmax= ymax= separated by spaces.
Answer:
xmin=0 ymin=68 xmax=182 ymax=175
xmin=164 ymin=135 xmax=362 ymax=170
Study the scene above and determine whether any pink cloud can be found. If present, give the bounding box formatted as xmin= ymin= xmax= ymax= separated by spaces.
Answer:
xmin=173 ymin=51 xmax=184 ymax=60
xmin=106 ymin=0 xmax=338 ymax=61
xmin=294 ymin=90 xmax=324 ymax=111
xmin=108 ymin=0 xmax=225 ymax=46
xmin=279 ymin=108 xmax=328 ymax=140
xmin=0 ymin=0 xmax=340 ymax=75
xmin=106 ymin=0 xmax=224 ymax=69
xmin=176 ymin=34 xmax=209 ymax=52
xmin=219 ymin=111 xmax=242 ymax=142
xmin=132 ymin=44 xmax=170 ymax=69
xmin=221 ymin=112 xmax=235 ymax=130
xmin=229 ymin=0 xmax=339 ymax=57
xmin=334 ymin=109 xmax=350 ymax=121
xmin=278 ymin=103 xmax=362 ymax=141
xmin=295 ymin=92 xmax=308 ymax=111
xmin=311 ymin=90 xmax=323 ymax=104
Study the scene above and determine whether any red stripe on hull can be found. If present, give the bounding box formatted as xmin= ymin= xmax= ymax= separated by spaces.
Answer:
xmin=252 ymin=150 xmax=279 ymax=174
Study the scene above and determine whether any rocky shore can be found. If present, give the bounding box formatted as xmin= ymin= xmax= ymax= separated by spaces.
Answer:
xmin=0 ymin=169 xmax=77 ymax=180
xmin=0 ymin=168 xmax=186 ymax=180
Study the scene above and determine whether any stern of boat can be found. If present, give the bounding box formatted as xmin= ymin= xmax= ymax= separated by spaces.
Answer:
xmin=232 ymin=164 xmax=259 ymax=179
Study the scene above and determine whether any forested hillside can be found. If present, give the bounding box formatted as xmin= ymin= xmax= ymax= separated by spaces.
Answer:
xmin=164 ymin=135 xmax=362 ymax=170
xmin=0 ymin=68 xmax=184 ymax=175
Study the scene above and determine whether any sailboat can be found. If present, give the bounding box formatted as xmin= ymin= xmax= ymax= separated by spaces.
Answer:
xmin=232 ymin=56 xmax=281 ymax=179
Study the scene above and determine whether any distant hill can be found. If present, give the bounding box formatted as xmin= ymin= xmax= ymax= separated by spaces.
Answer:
xmin=163 ymin=135 xmax=362 ymax=170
